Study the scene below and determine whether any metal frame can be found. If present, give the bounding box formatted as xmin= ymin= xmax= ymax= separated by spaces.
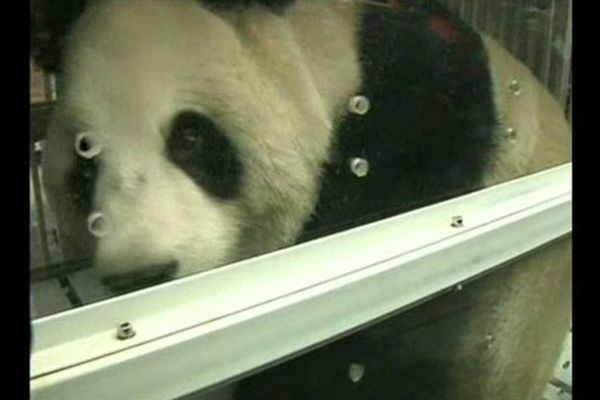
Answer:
xmin=30 ymin=163 xmax=572 ymax=400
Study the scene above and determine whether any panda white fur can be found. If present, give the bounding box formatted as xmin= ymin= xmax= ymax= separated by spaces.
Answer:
xmin=35 ymin=0 xmax=571 ymax=399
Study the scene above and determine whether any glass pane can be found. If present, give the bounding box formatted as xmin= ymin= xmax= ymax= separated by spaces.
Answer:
xmin=441 ymin=0 xmax=572 ymax=113
xmin=30 ymin=0 xmax=571 ymax=311
xmin=174 ymin=238 xmax=572 ymax=400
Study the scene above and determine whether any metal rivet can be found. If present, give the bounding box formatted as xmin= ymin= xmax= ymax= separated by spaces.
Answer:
xmin=116 ymin=322 xmax=136 ymax=340
xmin=508 ymin=79 xmax=521 ymax=96
xmin=348 ymin=363 xmax=365 ymax=383
xmin=33 ymin=141 xmax=44 ymax=165
xmin=455 ymin=283 xmax=463 ymax=291
xmin=348 ymin=95 xmax=370 ymax=115
xmin=87 ymin=212 xmax=108 ymax=238
xmin=505 ymin=126 xmax=518 ymax=143
xmin=348 ymin=157 xmax=370 ymax=178
xmin=451 ymin=216 xmax=463 ymax=228
xmin=75 ymin=132 xmax=102 ymax=159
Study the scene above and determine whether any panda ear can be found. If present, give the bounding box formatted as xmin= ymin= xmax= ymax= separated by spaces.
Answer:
xmin=199 ymin=0 xmax=296 ymax=13
xmin=31 ymin=0 xmax=87 ymax=73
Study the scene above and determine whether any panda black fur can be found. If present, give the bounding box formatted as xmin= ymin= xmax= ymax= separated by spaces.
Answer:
xmin=34 ymin=1 xmax=571 ymax=399
xmin=301 ymin=2 xmax=498 ymax=240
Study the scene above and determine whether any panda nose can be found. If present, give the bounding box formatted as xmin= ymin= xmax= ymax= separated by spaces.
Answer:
xmin=101 ymin=261 xmax=178 ymax=292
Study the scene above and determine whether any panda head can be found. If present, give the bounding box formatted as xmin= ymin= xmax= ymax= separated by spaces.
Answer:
xmin=41 ymin=0 xmax=357 ymax=290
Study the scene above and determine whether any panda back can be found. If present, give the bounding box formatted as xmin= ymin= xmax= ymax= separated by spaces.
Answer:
xmin=301 ymin=2 xmax=499 ymax=241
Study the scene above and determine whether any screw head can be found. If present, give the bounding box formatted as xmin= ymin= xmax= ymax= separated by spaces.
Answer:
xmin=348 ymin=363 xmax=365 ymax=383
xmin=87 ymin=212 xmax=108 ymax=238
xmin=508 ymin=79 xmax=521 ymax=96
xmin=347 ymin=95 xmax=370 ymax=115
xmin=451 ymin=216 xmax=464 ymax=228
xmin=75 ymin=132 xmax=102 ymax=159
xmin=348 ymin=157 xmax=370 ymax=178
xmin=116 ymin=322 xmax=136 ymax=340
xmin=505 ymin=126 xmax=518 ymax=143
xmin=33 ymin=141 xmax=44 ymax=164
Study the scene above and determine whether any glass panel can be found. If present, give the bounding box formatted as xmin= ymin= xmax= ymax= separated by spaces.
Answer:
xmin=441 ymin=0 xmax=572 ymax=113
xmin=174 ymin=238 xmax=572 ymax=400
xmin=30 ymin=0 xmax=571 ymax=311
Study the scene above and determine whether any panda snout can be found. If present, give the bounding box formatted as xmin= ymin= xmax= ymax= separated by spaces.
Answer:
xmin=101 ymin=261 xmax=178 ymax=292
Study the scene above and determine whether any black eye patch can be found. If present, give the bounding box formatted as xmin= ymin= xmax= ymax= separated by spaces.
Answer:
xmin=167 ymin=111 xmax=242 ymax=200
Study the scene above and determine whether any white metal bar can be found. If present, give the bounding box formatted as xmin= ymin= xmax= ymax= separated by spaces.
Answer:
xmin=31 ymin=163 xmax=572 ymax=400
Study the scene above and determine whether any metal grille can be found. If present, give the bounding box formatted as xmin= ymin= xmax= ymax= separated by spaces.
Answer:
xmin=441 ymin=0 xmax=572 ymax=114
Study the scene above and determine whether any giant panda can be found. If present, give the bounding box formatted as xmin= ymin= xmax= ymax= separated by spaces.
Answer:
xmin=33 ymin=0 xmax=571 ymax=399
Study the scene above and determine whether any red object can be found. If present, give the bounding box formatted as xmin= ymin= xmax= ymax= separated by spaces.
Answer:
xmin=429 ymin=15 xmax=461 ymax=43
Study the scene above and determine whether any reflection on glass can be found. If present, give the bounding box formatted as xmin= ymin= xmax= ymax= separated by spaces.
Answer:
xmin=30 ymin=0 xmax=570 ymax=313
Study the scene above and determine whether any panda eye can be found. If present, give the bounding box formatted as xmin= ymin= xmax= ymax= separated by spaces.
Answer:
xmin=167 ymin=111 xmax=242 ymax=199
xmin=181 ymin=127 xmax=201 ymax=145
xmin=171 ymin=114 xmax=205 ymax=152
